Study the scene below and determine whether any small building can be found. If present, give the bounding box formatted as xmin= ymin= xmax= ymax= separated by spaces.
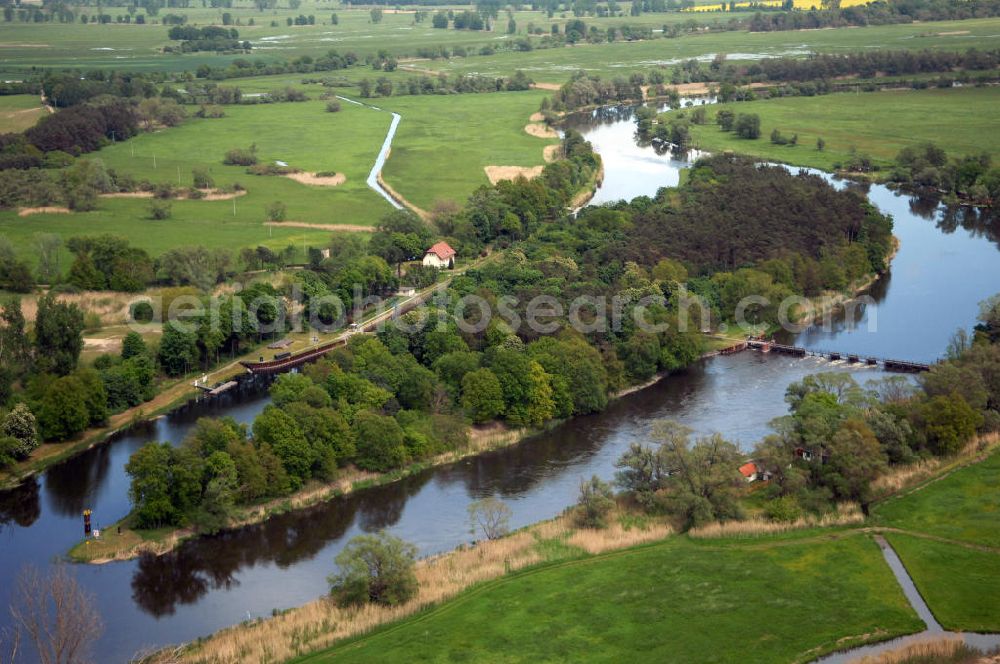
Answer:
xmin=738 ymin=461 xmax=759 ymax=483
xmin=423 ymin=241 xmax=456 ymax=269
xmin=398 ymin=286 xmax=417 ymax=297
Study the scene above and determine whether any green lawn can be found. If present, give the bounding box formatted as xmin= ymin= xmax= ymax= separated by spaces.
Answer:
xmin=297 ymin=534 xmax=921 ymax=663
xmin=886 ymin=534 xmax=1000 ymax=633
xmin=874 ymin=447 xmax=1000 ymax=549
xmin=0 ymin=93 xmax=46 ymax=133
xmin=380 ymin=90 xmax=557 ymax=209
xmin=667 ymin=87 xmax=1000 ymax=172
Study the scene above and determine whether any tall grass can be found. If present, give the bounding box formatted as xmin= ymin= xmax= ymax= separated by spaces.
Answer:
xmin=688 ymin=503 xmax=864 ymax=539
xmin=851 ymin=636 xmax=986 ymax=664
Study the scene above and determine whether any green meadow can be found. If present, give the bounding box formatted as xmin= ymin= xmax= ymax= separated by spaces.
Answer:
xmin=380 ymin=90 xmax=557 ymax=209
xmin=666 ymin=87 xmax=1000 ymax=172
xmin=296 ymin=533 xmax=921 ymax=663
xmin=874 ymin=446 xmax=1000 ymax=549
xmin=0 ymin=98 xmax=393 ymax=264
xmin=873 ymin=447 xmax=1000 ymax=632
xmin=885 ymin=534 xmax=1000 ymax=632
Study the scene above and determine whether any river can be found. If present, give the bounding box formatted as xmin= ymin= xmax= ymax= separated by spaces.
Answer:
xmin=1 ymin=102 xmax=998 ymax=662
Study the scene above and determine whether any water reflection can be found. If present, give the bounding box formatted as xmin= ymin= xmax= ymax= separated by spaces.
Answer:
xmin=0 ymin=478 xmax=40 ymax=531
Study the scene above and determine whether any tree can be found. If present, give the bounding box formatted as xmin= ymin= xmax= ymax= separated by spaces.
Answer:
xmin=9 ymin=565 xmax=103 ymax=664
xmin=126 ymin=442 xmax=177 ymax=528
xmin=369 ymin=6 xmax=383 ymax=23
xmin=3 ymin=403 xmax=38 ymax=458
xmin=353 ymin=410 xmax=406 ymax=472
xmin=35 ymin=376 xmax=89 ymax=441
xmin=0 ymin=298 xmax=30 ymax=378
xmin=252 ymin=405 xmax=313 ymax=486
xmin=918 ymin=393 xmax=983 ymax=456
xmin=368 ymin=210 xmax=432 ymax=276
xmin=461 ymin=368 xmax=504 ymax=423
xmin=467 ymin=496 xmax=512 ymax=540
xmin=734 ymin=113 xmax=761 ymax=139
xmin=816 ymin=137 xmax=826 ymax=151
xmin=121 ymin=331 xmax=147 ymax=360
xmin=644 ymin=420 xmax=744 ymax=529
xmin=158 ymin=322 xmax=199 ymax=377
xmin=34 ymin=293 xmax=84 ymax=376
xmin=576 ymin=475 xmax=615 ymax=528
xmin=328 ymin=531 xmax=418 ymax=607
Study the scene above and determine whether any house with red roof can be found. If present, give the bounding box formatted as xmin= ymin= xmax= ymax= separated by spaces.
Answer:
xmin=738 ymin=461 xmax=759 ymax=483
xmin=423 ymin=241 xmax=456 ymax=269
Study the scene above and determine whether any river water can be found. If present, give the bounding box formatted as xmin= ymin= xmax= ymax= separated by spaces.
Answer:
xmin=1 ymin=102 xmax=999 ymax=662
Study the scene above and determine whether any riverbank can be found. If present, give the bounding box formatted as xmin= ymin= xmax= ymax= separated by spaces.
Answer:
xmin=67 ymin=357 xmax=691 ymax=564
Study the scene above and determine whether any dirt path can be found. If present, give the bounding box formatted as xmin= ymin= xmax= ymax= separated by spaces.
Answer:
xmin=484 ymin=164 xmax=545 ymax=184
xmin=263 ymin=221 xmax=373 ymax=232
xmin=18 ymin=206 xmax=70 ymax=217
xmin=525 ymin=122 xmax=558 ymax=138
xmin=284 ymin=172 xmax=345 ymax=187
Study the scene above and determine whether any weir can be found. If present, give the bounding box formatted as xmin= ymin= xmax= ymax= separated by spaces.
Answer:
xmin=744 ymin=339 xmax=931 ymax=373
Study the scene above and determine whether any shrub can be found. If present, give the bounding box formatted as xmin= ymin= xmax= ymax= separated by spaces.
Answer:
xmin=148 ymin=200 xmax=172 ymax=220
xmin=192 ymin=166 xmax=214 ymax=189
xmin=328 ymin=532 xmax=418 ymax=607
xmin=223 ymin=147 xmax=257 ymax=166
xmin=265 ymin=201 xmax=287 ymax=222
xmin=576 ymin=475 xmax=615 ymax=528
xmin=325 ymin=100 xmax=342 ymax=113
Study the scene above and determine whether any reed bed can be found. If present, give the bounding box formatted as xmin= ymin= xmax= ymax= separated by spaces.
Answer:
xmin=688 ymin=503 xmax=864 ymax=539
xmin=851 ymin=636 xmax=985 ymax=664
xmin=566 ymin=519 xmax=674 ymax=554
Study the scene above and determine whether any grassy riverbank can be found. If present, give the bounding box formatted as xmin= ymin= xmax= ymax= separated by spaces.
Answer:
xmin=668 ymin=87 xmax=1000 ymax=175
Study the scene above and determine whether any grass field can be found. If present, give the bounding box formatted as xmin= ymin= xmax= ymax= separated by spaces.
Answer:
xmin=664 ymin=87 xmax=1000 ymax=172
xmin=0 ymin=93 xmax=47 ymax=133
xmin=874 ymin=447 xmax=1000 ymax=549
xmin=380 ymin=90 xmax=557 ymax=209
xmin=296 ymin=533 xmax=921 ymax=663
xmin=885 ymin=534 xmax=1000 ymax=633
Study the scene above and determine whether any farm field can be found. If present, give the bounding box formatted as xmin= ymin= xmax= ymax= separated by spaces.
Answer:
xmin=666 ymin=87 xmax=1000 ymax=172
xmin=296 ymin=533 xmax=922 ymax=663
xmin=0 ymin=93 xmax=47 ymax=133
xmin=380 ymin=90 xmax=557 ymax=209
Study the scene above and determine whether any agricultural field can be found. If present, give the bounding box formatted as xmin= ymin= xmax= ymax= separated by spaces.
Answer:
xmin=666 ymin=86 xmax=1000 ymax=172
xmin=379 ymin=89 xmax=557 ymax=209
xmin=0 ymin=93 xmax=48 ymax=133
xmin=297 ymin=533 xmax=922 ymax=663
